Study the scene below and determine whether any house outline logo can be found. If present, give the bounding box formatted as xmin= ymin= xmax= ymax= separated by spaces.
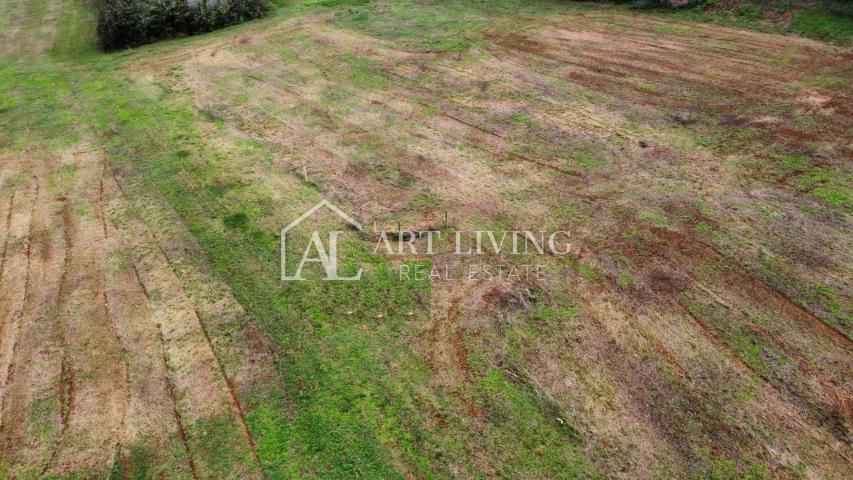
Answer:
xmin=280 ymin=199 xmax=364 ymax=281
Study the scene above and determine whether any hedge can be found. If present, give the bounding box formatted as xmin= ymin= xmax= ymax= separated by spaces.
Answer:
xmin=96 ymin=0 xmax=269 ymax=50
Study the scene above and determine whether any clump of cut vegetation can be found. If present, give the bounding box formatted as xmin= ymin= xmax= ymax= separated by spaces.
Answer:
xmin=96 ymin=0 xmax=269 ymax=50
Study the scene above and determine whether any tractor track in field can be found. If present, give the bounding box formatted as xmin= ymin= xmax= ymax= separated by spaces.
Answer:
xmin=650 ymin=227 xmax=853 ymax=349
xmin=0 ymin=144 xmax=268 ymax=477
xmin=97 ymin=155 xmax=109 ymax=238
xmin=0 ymin=189 xmax=16 ymax=283
xmin=107 ymin=163 xmax=265 ymax=475
xmin=154 ymin=320 xmax=201 ymax=480
xmin=127 ymin=237 xmax=201 ymax=480
xmin=36 ymin=147 xmax=137 ymax=477
xmin=0 ymin=158 xmax=71 ymax=469
xmin=605 ymin=224 xmax=853 ymax=444
xmin=676 ymin=292 xmax=853 ymax=448
xmin=40 ymin=196 xmax=74 ymax=477
xmin=148 ymin=236 xmax=264 ymax=471
xmin=94 ymin=156 xmax=130 ymax=477
xmin=0 ymin=176 xmax=38 ymax=435
xmin=103 ymin=281 xmax=130 ymax=477
xmin=192 ymin=299 xmax=264 ymax=469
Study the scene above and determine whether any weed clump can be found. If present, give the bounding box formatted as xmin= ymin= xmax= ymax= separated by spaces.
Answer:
xmin=96 ymin=0 xmax=269 ymax=51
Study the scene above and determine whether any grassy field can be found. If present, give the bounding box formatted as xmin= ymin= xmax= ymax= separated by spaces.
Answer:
xmin=0 ymin=1 xmax=851 ymax=479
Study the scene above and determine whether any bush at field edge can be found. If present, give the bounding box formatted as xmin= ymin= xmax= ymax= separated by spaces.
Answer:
xmin=96 ymin=0 xmax=269 ymax=50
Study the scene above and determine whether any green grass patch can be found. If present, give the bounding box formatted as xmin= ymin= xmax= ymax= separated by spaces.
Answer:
xmin=757 ymin=254 xmax=851 ymax=339
xmin=790 ymin=9 xmax=853 ymax=45
xmin=644 ymin=0 xmax=853 ymax=46
xmin=332 ymin=0 xmax=574 ymax=53
xmin=688 ymin=301 xmax=791 ymax=377
xmin=477 ymin=369 xmax=594 ymax=479
xmin=51 ymin=0 xmax=98 ymax=59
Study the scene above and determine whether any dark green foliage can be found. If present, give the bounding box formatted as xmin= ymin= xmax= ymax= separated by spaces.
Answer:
xmin=128 ymin=444 xmax=153 ymax=480
xmin=319 ymin=0 xmax=371 ymax=6
xmin=96 ymin=0 xmax=269 ymax=51
xmin=224 ymin=211 xmax=250 ymax=229
xmin=611 ymin=0 xmax=673 ymax=9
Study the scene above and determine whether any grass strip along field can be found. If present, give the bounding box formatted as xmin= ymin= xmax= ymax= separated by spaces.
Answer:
xmin=0 ymin=1 xmax=851 ymax=479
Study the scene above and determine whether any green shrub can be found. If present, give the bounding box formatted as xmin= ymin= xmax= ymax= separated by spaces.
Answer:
xmin=96 ymin=0 xmax=269 ymax=50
